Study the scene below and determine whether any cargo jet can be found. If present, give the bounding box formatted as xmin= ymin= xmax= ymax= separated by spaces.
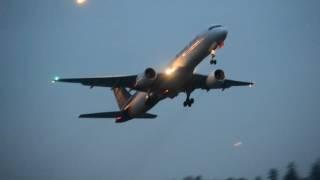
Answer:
xmin=54 ymin=25 xmax=254 ymax=123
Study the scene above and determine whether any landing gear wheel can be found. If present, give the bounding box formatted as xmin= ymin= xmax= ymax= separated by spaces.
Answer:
xmin=183 ymin=101 xmax=188 ymax=107
xmin=183 ymin=91 xmax=195 ymax=107
xmin=210 ymin=49 xmax=217 ymax=65
xmin=188 ymin=98 xmax=194 ymax=107
xmin=210 ymin=59 xmax=217 ymax=65
xmin=183 ymin=98 xmax=194 ymax=107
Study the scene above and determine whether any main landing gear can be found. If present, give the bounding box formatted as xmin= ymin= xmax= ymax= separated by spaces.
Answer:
xmin=210 ymin=49 xmax=217 ymax=65
xmin=183 ymin=91 xmax=194 ymax=107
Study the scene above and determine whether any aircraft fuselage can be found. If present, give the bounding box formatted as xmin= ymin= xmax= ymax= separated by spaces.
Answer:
xmin=121 ymin=26 xmax=228 ymax=121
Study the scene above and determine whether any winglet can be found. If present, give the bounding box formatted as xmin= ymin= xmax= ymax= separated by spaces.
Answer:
xmin=51 ymin=76 xmax=60 ymax=83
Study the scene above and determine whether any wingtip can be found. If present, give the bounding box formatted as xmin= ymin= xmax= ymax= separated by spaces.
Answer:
xmin=249 ymin=82 xmax=255 ymax=88
xmin=79 ymin=114 xmax=88 ymax=118
xmin=51 ymin=76 xmax=60 ymax=83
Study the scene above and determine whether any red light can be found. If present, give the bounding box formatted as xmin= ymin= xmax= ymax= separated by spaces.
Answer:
xmin=116 ymin=116 xmax=123 ymax=121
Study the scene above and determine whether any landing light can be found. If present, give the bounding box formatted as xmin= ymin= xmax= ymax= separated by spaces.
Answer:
xmin=165 ymin=67 xmax=175 ymax=75
xmin=76 ymin=0 xmax=87 ymax=5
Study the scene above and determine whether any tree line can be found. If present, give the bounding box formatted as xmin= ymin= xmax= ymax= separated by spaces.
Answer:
xmin=181 ymin=159 xmax=320 ymax=180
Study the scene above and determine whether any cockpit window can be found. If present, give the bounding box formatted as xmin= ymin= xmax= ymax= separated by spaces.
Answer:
xmin=208 ymin=25 xmax=222 ymax=30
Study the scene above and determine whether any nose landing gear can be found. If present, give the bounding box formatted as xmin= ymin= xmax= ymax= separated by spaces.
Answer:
xmin=183 ymin=98 xmax=194 ymax=107
xmin=210 ymin=49 xmax=217 ymax=65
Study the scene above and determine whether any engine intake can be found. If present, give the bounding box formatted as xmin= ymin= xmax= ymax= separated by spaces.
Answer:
xmin=135 ymin=67 xmax=157 ymax=90
xmin=206 ymin=69 xmax=225 ymax=89
xmin=144 ymin=68 xmax=157 ymax=80
xmin=214 ymin=69 xmax=225 ymax=80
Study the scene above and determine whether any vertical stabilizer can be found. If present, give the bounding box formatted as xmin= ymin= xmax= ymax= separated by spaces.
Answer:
xmin=112 ymin=87 xmax=131 ymax=110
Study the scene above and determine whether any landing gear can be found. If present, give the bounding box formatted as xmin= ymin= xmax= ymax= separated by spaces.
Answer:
xmin=210 ymin=59 xmax=217 ymax=65
xmin=183 ymin=98 xmax=194 ymax=107
xmin=210 ymin=49 xmax=217 ymax=65
xmin=183 ymin=91 xmax=194 ymax=107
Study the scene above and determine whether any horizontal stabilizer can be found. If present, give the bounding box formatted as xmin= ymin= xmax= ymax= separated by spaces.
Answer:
xmin=79 ymin=111 xmax=157 ymax=119
xmin=79 ymin=111 xmax=122 ymax=118
xmin=135 ymin=113 xmax=157 ymax=119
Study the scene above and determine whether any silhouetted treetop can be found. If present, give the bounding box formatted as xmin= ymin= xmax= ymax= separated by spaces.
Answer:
xmin=284 ymin=162 xmax=299 ymax=180
xmin=178 ymin=158 xmax=320 ymax=180
xmin=310 ymin=159 xmax=320 ymax=180
xmin=237 ymin=177 xmax=247 ymax=180
xmin=255 ymin=176 xmax=263 ymax=180
xmin=268 ymin=168 xmax=279 ymax=180
xmin=225 ymin=177 xmax=235 ymax=180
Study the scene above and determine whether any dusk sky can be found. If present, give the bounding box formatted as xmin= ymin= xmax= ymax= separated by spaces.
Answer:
xmin=1 ymin=0 xmax=320 ymax=180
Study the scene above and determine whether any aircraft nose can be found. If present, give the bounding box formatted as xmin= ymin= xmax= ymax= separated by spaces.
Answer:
xmin=220 ymin=29 xmax=228 ymax=41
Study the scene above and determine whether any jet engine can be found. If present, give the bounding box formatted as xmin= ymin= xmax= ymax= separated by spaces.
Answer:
xmin=206 ymin=69 xmax=225 ymax=88
xmin=135 ymin=67 xmax=157 ymax=90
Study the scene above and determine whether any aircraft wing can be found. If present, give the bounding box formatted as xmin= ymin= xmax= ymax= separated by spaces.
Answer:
xmin=192 ymin=74 xmax=254 ymax=90
xmin=54 ymin=75 xmax=137 ymax=88
xmin=222 ymin=79 xmax=254 ymax=89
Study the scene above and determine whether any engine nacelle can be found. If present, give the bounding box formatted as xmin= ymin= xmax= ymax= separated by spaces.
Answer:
xmin=135 ymin=67 xmax=157 ymax=89
xmin=206 ymin=69 xmax=225 ymax=88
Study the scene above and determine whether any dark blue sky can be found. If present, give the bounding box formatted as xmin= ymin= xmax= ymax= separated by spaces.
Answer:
xmin=1 ymin=0 xmax=320 ymax=180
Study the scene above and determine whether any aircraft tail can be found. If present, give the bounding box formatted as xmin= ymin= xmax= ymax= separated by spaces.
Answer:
xmin=112 ymin=87 xmax=131 ymax=109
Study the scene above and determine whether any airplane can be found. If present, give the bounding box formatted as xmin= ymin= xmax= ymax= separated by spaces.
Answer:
xmin=53 ymin=25 xmax=254 ymax=123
